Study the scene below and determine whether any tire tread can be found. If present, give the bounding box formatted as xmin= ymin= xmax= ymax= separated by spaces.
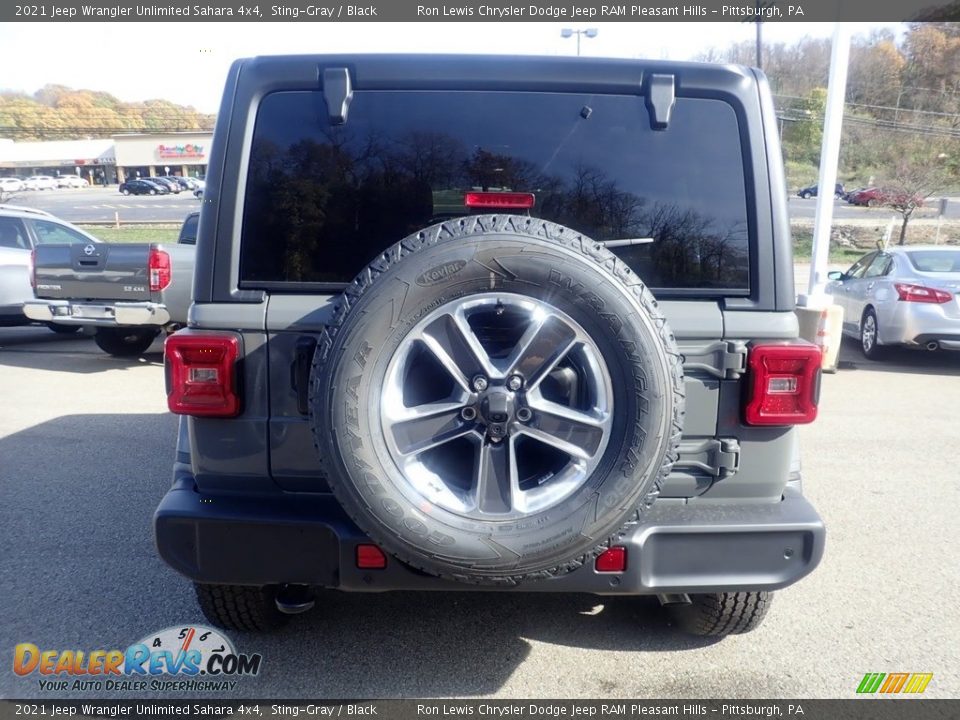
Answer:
xmin=310 ymin=214 xmax=685 ymax=585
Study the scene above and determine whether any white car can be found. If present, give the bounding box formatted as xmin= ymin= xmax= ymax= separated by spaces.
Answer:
xmin=0 ymin=178 xmax=25 ymax=193
xmin=56 ymin=175 xmax=89 ymax=188
xmin=0 ymin=204 xmax=100 ymax=332
xmin=24 ymin=175 xmax=58 ymax=191
xmin=827 ymin=245 xmax=960 ymax=358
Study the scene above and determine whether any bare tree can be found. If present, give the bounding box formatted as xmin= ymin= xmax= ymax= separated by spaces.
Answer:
xmin=878 ymin=145 xmax=951 ymax=245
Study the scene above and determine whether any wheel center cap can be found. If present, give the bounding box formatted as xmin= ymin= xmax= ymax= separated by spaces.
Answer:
xmin=479 ymin=388 xmax=515 ymax=426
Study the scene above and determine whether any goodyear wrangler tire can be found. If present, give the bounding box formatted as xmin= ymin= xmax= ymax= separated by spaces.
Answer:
xmin=309 ymin=215 xmax=684 ymax=584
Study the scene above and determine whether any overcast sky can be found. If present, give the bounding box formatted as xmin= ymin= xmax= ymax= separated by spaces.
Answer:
xmin=1 ymin=22 xmax=901 ymax=114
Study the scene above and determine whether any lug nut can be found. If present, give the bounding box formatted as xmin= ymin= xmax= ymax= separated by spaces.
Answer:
xmin=461 ymin=407 xmax=477 ymax=421
xmin=507 ymin=375 xmax=523 ymax=391
xmin=517 ymin=407 xmax=532 ymax=422
xmin=472 ymin=375 xmax=488 ymax=392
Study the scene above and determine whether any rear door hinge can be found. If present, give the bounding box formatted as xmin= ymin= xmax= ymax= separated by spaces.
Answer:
xmin=681 ymin=340 xmax=747 ymax=379
xmin=675 ymin=438 xmax=741 ymax=479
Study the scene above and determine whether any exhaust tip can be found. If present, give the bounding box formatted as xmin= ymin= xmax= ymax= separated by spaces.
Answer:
xmin=275 ymin=585 xmax=316 ymax=615
xmin=926 ymin=341 xmax=939 ymax=351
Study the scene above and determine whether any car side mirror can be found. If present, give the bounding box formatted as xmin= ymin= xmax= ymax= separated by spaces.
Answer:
xmin=827 ymin=271 xmax=844 ymax=281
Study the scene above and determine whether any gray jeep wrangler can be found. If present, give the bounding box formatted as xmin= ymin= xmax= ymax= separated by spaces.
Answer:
xmin=155 ymin=54 xmax=825 ymax=637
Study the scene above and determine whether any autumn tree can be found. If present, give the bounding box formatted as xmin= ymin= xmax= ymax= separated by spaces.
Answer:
xmin=876 ymin=139 xmax=953 ymax=245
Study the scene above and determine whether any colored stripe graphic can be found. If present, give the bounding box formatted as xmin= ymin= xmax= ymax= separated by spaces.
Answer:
xmin=857 ymin=673 xmax=885 ymax=694
xmin=857 ymin=672 xmax=933 ymax=694
xmin=903 ymin=673 xmax=934 ymax=694
xmin=880 ymin=673 xmax=909 ymax=693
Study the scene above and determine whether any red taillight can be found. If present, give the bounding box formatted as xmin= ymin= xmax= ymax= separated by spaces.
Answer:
xmin=744 ymin=343 xmax=821 ymax=426
xmin=464 ymin=191 xmax=536 ymax=210
xmin=149 ymin=248 xmax=171 ymax=292
xmin=356 ymin=544 xmax=387 ymax=569
xmin=894 ymin=283 xmax=952 ymax=304
xmin=29 ymin=248 xmax=36 ymax=290
xmin=595 ymin=546 xmax=627 ymax=573
xmin=165 ymin=334 xmax=240 ymax=417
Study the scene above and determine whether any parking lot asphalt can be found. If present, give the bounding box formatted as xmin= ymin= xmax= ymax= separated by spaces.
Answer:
xmin=3 ymin=187 xmax=202 ymax=223
xmin=1 ymin=325 xmax=958 ymax=700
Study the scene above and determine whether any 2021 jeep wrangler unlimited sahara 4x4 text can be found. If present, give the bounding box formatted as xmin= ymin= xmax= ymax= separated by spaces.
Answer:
xmin=155 ymin=54 xmax=825 ymax=636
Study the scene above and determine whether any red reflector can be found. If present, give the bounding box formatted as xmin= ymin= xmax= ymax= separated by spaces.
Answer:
xmin=744 ymin=343 xmax=821 ymax=426
xmin=894 ymin=283 xmax=952 ymax=304
xmin=356 ymin=544 xmax=387 ymax=570
xmin=165 ymin=334 xmax=240 ymax=417
xmin=595 ymin=546 xmax=627 ymax=573
xmin=149 ymin=248 xmax=172 ymax=292
xmin=464 ymin=191 xmax=536 ymax=209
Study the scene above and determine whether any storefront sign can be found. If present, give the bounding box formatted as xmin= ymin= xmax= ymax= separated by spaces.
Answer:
xmin=157 ymin=144 xmax=205 ymax=160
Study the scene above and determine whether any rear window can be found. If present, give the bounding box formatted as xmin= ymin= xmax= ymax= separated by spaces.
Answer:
xmin=240 ymin=90 xmax=751 ymax=292
xmin=906 ymin=250 xmax=960 ymax=273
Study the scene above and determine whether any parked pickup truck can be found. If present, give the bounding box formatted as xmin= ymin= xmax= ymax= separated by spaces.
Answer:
xmin=24 ymin=212 xmax=197 ymax=356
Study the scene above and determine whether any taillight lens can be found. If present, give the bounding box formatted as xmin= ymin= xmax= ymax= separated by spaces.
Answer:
xmin=29 ymin=248 xmax=36 ymax=290
xmin=149 ymin=248 xmax=172 ymax=292
xmin=165 ymin=334 xmax=240 ymax=417
xmin=464 ymin=191 xmax=536 ymax=210
xmin=894 ymin=283 xmax=952 ymax=304
xmin=744 ymin=343 xmax=822 ymax=426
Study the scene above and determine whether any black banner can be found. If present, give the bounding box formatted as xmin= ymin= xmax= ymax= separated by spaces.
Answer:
xmin=1 ymin=701 xmax=959 ymax=720
xmin=2 ymin=0 xmax=959 ymax=23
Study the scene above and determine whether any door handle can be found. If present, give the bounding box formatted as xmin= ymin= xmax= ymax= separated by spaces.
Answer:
xmin=866 ymin=282 xmax=875 ymax=291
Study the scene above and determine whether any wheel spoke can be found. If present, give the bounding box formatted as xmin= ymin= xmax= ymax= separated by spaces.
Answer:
xmin=505 ymin=314 xmax=578 ymax=389
xmin=419 ymin=309 xmax=495 ymax=392
xmin=520 ymin=400 xmax=607 ymax=460
xmin=388 ymin=402 xmax=472 ymax=456
xmin=474 ymin=441 xmax=517 ymax=515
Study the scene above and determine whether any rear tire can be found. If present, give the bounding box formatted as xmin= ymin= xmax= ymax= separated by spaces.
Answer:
xmin=121 ymin=189 xmax=130 ymax=196
xmin=670 ymin=592 xmax=772 ymax=637
xmin=194 ymin=584 xmax=288 ymax=632
xmin=860 ymin=309 xmax=885 ymax=361
xmin=94 ymin=327 xmax=159 ymax=357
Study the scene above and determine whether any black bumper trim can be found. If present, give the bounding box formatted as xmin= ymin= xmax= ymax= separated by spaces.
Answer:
xmin=154 ymin=478 xmax=825 ymax=594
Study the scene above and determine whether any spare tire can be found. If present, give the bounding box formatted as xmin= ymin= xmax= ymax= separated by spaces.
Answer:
xmin=309 ymin=215 xmax=684 ymax=584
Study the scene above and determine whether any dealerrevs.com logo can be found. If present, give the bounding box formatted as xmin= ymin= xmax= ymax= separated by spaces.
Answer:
xmin=13 ymin=625 xmax=262 ymax=692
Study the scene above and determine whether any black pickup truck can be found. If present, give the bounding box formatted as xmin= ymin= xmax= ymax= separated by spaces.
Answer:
xmin=25 ymin=212 xmax=198 ymax=356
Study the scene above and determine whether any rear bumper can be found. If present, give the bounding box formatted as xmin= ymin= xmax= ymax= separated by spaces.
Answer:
xmin=155 ymin=478 xmax=825 ymax=595
xmin=23 ymin=299 xmax=170 ymax=326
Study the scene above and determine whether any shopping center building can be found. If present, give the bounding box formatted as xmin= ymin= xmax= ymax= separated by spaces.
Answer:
xmin=0 ymin=132 xmax=212 ymax=184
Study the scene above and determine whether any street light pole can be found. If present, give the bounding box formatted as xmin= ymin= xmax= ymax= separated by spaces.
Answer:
xmin=560 ymin=28 xmax=598 ymax=56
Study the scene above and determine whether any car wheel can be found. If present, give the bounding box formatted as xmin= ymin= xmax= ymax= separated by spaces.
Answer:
xmin=867 ymin=199 xmax=878 ymax=208
xmin=860 ymin=309 xmax=886 ymax=360
xmin=309 ymin=214 xmax=685 ymax=585
xmin=800 ymin=192 xmax=811 ymax=199
xmin=148 ymin=189 xmax=156 ymax=195
xmin=194 ymin=583 xmax=287 ymax=632
xmin=46 ymin=323 xmax=81 ymax=335
xmin=121 ymin=189 xmax=130 ymax=196
xmin=669 ymin=592 xmax=772 ymax=637
xmin=93 ymin=327 xmax=160 ymax=357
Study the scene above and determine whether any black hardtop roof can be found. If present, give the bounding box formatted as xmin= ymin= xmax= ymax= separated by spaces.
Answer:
xmin=230 ymin=53 xmax=758 ymax=94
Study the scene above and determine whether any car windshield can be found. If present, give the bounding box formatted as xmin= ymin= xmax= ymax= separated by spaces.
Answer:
xmin=906 ymin=250 xmax=960 ymax=273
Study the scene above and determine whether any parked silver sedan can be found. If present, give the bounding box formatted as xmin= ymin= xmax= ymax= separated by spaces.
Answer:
xmin=827 ymin=245 xmax=960 ymax=359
